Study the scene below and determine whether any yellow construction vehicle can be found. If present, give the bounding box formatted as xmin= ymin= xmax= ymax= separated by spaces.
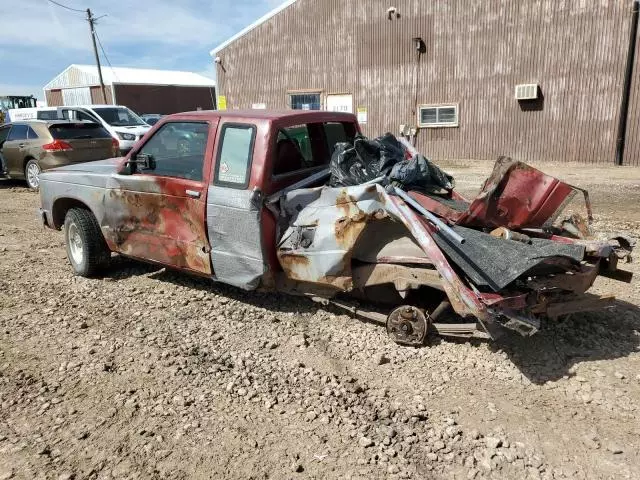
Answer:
xmin=0 ymin=95 xmax=38 ymax=123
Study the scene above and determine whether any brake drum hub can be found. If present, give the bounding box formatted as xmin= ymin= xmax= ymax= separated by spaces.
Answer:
xmin=386 ymin=306 xmax=430 ymax=346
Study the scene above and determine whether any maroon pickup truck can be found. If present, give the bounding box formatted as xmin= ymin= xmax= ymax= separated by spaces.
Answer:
xmin=39 ymin=110 xmax=634 ymax=345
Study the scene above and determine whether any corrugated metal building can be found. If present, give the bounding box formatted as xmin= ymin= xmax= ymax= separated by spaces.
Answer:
xmin=43 ymin=65 xmax=216 ymax=115
xmin=211 ymin=0 xmax=640 ymax=166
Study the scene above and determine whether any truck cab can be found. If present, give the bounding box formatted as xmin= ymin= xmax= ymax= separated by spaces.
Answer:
xmin=40 ymin=110 xmax=359 ymax=288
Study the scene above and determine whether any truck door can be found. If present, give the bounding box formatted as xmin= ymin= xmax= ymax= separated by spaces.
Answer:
xmin=206 ymin=123 xmax=266 ymax=290
xmin=104 ymin=120 xmax=217 ymax=275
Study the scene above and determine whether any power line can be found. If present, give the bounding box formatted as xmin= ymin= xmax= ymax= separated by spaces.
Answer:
xmin=46 ymin=1 xmax=110 ymax=104
xmin=94 ymin=28 xmax=120 ymax=84
xmin=47 ymin=0 xmax=85 ymax=14
xmin=86 ymin=8 xmax=107 ymax=103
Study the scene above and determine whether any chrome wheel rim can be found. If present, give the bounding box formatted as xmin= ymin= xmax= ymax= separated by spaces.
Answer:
xmin=68 ymin=222 xmax=84 ymax=266
xmin=27 ymin=163 xmax=40 ymax=188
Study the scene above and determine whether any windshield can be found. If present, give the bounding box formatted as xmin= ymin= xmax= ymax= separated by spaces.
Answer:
xmin=92 ymin=107 xmax=146 ymax=127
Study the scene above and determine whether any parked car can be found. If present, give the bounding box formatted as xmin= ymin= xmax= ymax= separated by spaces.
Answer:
xmin=23 ymin=105 xmax=151 ymax=155
xmin=0 ymin=120 xmax=117 ymax=189
xmin=59 ymin=105 xmax=152 ymax=154
xmin=37 ymin=110 xmax=634 ymax=345
xmin=141 ymin=114 xmax=163 ymax=126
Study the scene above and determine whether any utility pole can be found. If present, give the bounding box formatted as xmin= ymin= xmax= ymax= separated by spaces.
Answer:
xmin=86 ymin=8 xmax=107 ymax=104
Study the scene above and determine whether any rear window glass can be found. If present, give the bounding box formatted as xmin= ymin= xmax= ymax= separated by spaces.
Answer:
xmin=272 ymin=121 xmax=357 ymax=177
xmin=49 ymin=124 xmax=111 ymax=140
xmin=215 ymin=124 xmax=255 ymax=187
xmin=277 ymin=125 xmax=312 ymax=164
xmin=324 ymin=122 xmax=350 ymax=155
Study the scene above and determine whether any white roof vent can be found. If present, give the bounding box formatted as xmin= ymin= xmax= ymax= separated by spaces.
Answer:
xmin=515 ymin=83 xmax=539 ymax=100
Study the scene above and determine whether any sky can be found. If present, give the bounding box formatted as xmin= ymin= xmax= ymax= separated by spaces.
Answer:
xmin=0 ymin=0 xmax=283 ymax=99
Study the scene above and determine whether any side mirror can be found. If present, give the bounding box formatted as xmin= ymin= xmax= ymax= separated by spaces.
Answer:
xmin=121 ymin=153 xmax=156 ymax=175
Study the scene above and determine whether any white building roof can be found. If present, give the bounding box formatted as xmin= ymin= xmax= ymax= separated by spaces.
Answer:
xmin=44 ymin=64 xmax=216 ymax=90
xmin=210 ymin=0 xmax=299 ymax=56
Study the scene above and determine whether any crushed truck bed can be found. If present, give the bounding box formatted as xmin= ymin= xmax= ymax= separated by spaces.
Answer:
xmin=271 ymin=134 xmax=634 ymax=343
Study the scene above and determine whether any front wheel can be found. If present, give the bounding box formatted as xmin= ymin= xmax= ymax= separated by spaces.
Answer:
xmin=25 ymin=159 xmax=41 ymax=189
xmin=64 ymin=208 xmax=110 ymax=277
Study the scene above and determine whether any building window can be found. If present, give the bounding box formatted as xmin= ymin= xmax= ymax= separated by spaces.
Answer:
xmin=289 ymin=93 xmax=321 ymax=110
xmin=418 ymin=104 xmax=459 ymax=128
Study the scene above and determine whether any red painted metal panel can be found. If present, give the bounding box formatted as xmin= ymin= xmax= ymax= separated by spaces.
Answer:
xmin=462 ymin=165 xmax=574 ymax=229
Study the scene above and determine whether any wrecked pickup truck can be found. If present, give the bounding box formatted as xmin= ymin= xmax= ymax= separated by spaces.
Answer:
xmin=38 ymin=110 xmax=634 ymax=345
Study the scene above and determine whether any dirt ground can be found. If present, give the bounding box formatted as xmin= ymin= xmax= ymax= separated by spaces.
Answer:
xmin=1 ymin=161 xmax=639 ymax=480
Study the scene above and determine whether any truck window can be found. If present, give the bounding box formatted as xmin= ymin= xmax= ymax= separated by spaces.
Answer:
xmin=92 ymin=107 xmax=146 ymax=127
xmin=37 ymin=110 xmax=60 ymax=121
xmin=215 ymin=124 xmax=255 ymax=187
xmin=274 ymin=123 xmax=328 ymax=176
xmin=61 ymin=109 xmax=99 ymax=123
xmin=273 ymin=122 xmax=356 ymax=177
xmin=324 ymin=122 xmax=351 ymax=155
xmin=138 ymin=121 xmax=209 ymax=181
xmin=77 ymin=111 xmax=99 ymax=123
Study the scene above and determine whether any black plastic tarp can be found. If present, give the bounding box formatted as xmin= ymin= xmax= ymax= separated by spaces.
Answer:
xmin=329 ymin=133 xmax=454 ymax=192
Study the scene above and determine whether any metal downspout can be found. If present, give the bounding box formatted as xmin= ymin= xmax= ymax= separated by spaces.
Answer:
xmin=615 ymin=0 xmax=639 ymax=166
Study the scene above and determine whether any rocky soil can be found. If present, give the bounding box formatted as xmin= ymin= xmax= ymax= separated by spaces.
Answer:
xmin=1 ymin=161 xmax=639 ymax=479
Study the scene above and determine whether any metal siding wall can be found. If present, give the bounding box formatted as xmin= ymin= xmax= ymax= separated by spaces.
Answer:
xmin=47 ymin=66 xmax=100 ymax=89
xmin=216 ymin=0 xmax=632 ymax=164
xmin=113 ymin=85 xmax=215 ymax=115
xmin=90 ymin=86 xmax=113 ymax=105
xmin=45 ymin=90 xmax=63 ymax=107
xmin=62 ymin=87 xmax=93 ymax=105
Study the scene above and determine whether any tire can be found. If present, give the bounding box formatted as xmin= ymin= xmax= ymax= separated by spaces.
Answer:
xmin=24 ymin=159 xmax=41 ymax=190
xmin=64 ymin=208 xmax=110 ymax=277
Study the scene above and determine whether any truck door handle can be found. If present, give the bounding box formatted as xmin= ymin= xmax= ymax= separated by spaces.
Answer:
xmin=186 ymin=189 xmax=201 ymax=199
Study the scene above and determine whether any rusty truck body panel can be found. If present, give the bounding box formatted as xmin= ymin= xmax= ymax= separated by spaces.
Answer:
xmin=38 ymin=110 xmax=634 ymax=343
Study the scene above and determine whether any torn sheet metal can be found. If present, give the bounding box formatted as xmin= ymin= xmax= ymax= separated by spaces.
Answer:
xmin=278 ymin=183 xmax=392 ymax=290
xmin=405 ymin=157 xmax=583 ymax=232
xmin=458 ymin=157 xmax=577 ymax=229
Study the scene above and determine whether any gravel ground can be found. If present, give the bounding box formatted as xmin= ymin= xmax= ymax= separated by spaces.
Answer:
xmin=1 ymin=161 xmax=639 ymax=480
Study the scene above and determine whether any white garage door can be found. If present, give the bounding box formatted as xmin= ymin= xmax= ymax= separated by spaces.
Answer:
xmin=62 ymin=87 xmax=92 ymax=106
xmin=326 ymin=94 xmax=353 ymax=113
